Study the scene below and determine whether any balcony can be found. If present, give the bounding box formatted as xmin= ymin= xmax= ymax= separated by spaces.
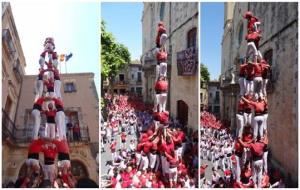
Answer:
xmin=67 ymin=126 xmax=90 ymax=143
xmin=13 ymin=59 xmax=23 ymax=82
xmin=2 ymin=29 xmax=17 ymax=61
xmin=2 ymin=109 xmax=15 ymax=142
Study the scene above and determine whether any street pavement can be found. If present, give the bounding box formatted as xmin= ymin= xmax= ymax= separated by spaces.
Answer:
xmin=100 ymin=130 xmax=138 ymax=176
xmin=201 ymin=158 xmax=224 ymax=182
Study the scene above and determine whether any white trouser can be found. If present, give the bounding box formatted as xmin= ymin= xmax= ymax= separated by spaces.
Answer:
xmin=141 ymin=155 xmax=149 ymax=171
xmin=111 ymin=152 xmax=116 ymax=162
xmin=161 ymin=156 xmax=169 ymax=175
xmin=220 ymin=156 xmax=226 ymax=171
xmin=214 ymin=158 xmax=219 ymax=170
xmin=46 ymin=123 xmax=56 ymax=139
xmin=239 ymin=77 xmax=246 ymax=96
xmin=246 ymin=42 xmax=258 ymax=61
xmin=263 ymin=113 xmax=268 ymax=131
xmin=245 ymin=80 xmax=254 ymax=96
xmin=32 ymin=109 xmax=41 ymax=140
xmin=47 ymin=92 xmax=55 ymax=98
xmin=149 ymin=153 xmax=157 ymax=169
xmin=155 ymin=65 xmax=160 ymax=81
xmin=262 ymin=78 xmax=268 ymax=96
xmin=176 ymin=146 xmax=183 ymax=159
xmin=54 ymin=80 xmax=61 ymax=99
xmin=53 ymin=59 xmax=58 ymax=68
xmin=169 ymin=167 xmax=177 ymax=182
xmin=235 ymin=155 xmax=242 ymax=182
xmin=48 ymin=71 xmax=54 ymax=80
xmin=243 ymin=148 xmax=251 ymax=165
xmin=43 ymin=164 xmax=56 ymax=182
xmin=263 ymin=151 xmax=268 ymax=174
xmin=136 ymin=153 xmax=141 ymax=167
xmin=26 ymin=158 xmax=40 ymax=168
xmin=39 ymin=56 xmax=45 ymax=68
xmin=160 ymin=33 xmax=168 ymax=48
xmin=253 ymin=76 xmax=263 ymax=98
xmin=35 ymin=80 xmax=44 ymax=100
xmin=58 ymin=160 xmax=71 ymax=169
xmin=159 ymin=62 xmax=167 ymax=78
xmin=236 ymin=114 xmax=244 ymax=138
xmin=254 ymin=22 xmax=261 ymax=32
xmin=159 ymin=93 xmax=167 ymax=112
xmin=243 ymin=112 xmax=252 ymax=126
xmin=252 ymin=159 xmax=263 ymax=188
xmin=253 ymin=115 xmax=264 ymax=141
xmin=55 ymin=111 xmax=66 ymax=140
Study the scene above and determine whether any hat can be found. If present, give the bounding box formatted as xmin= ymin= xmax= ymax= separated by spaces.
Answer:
xmin=243 ymin=11 xmax=253 ymax=19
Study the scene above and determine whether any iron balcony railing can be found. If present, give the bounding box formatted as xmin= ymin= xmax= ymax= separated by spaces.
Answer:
xmin=3 ymin=109 xmax=91 ymax=143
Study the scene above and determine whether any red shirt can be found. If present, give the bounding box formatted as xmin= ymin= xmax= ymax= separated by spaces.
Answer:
xmin=245 ymin=64 xmax=255 ymax=80
xmin=162 ymin=141 xmax=174 ymax=155
xmin=42 ymin=145 xmax=57 ymax=159
xmin=121 ymin=133 xmax=126 ymax=141
xmin=136 ymin=143 xmax=143 ymax=152
xmin=156 ymin=50 xmax=167 ymax=62
xmin=247 ymin=16 xmax=259 ymax=33
xmin=53 ymin=140 xmax=70 ymax=154
xmin=44 ymin=80 xmax=54 ymax=88
xmin=249 ymin=101 xmax=266 ymax=113
xmin=254 ymin=63 xmax=263 ymax=77
xmin=28 ymin=139 xmax=44 ymax=154
xmin=143 ymin=141 xmax=153 ymax=154
xmin=237 ymin=100 xmax=245 ymax=112
xmin=110 ymin=142 xmax=117 ymax=152
xmin=247 ymin=142 xmax=265 ymax=156
xmin=44 ymin=110 xmax=56 ymax=117
xmin=53 ymin=98 xmax=64 ymax=108
xmin=111 ymin=177 xmax=117 ymax=188
xmin=242 ymin=133 xmax=253 ymax=142
xmin=35 ymin=97 xmax=45 ymax=106
xmin=239 ymin=64 xmax=247 ymax=77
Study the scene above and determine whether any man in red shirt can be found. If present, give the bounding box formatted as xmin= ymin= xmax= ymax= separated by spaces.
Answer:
xmin=32 ymin=96 xmax=45 ymax=140
xmin=26 ymin=139 xmax=44 ymax=176
xmin=161 ymin=136 xmax=174 ymax=177
xmin=120 ymin=131 xmax=126 ymax=149
xmin=42 ymin=102 xmax=57 ymax=140
xmin=44 ymin=78 xmax=55 ymax=98
xmin=239 ymin=136 xmax=266 ymax=188
xmin=52 ymin=68 xmax=61 ymax=99
xmin=244 ymin=11 xmax=261 ymax=34
xmin=42 ymin=142 xmax=58 ymax=185
xmin=242 ymin=96 xmax=267 ymax=141
xmin=245 ymin=61 xmax=255 ymax=96
xmin=110 ymin=140 xmax=117 ymax=162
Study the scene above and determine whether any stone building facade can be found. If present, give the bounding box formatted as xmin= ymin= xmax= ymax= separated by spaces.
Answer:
xmin=2 ymin=2 xmax=26 ymax=128
xmin=102 ymin=60 xmax=143 ymax=95
xmin=3 ymin=73 xmax=99 ymax=185
xmin=200 ymin=79 xmax=208 ymax=111
xmin=207 ymin=81 xmax=220 ymax=118
xmin=220 ymin=2 xmax=298 ymax=184
xmin=141 ymin=2 xmax=198 ymax=129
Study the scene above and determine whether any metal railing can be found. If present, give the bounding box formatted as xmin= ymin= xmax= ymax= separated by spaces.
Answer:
xmin=3 ymin=109 xmax=91 ymax=143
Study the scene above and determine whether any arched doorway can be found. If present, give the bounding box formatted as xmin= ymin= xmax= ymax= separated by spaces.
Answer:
xmin=177 ymin=100 xmax=189 ymax=126
xmin=71 ymin=160 xmax=89 ymax=180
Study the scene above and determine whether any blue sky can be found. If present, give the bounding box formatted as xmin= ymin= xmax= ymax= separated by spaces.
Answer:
xmin=11 ymin=2 xmax=100 ymax=94
xmin=201 ymin=2 xmax=224 ymax=81
xmin=101 ymin=2 xmax=143 ymax=61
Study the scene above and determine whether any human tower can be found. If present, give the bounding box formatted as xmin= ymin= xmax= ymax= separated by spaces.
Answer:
xmin=234 ymin=11 xmax=271 ymax=188
xmin=26 ymin=38 xmax=73 ymax=187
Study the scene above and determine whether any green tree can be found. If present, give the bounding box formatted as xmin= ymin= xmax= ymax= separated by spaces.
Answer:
xmin=101 ymin=21 xmax=131 ymax=94
xmin=200 ymin=63 xmax=210 ymax=83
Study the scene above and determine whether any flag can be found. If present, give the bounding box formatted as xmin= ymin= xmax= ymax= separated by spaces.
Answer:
xmin=65 ymin=53 xmax=73 ymax=62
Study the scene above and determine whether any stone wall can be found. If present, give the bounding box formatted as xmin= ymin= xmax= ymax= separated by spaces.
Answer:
xmin=221 ymin=2 xmax=298 ymax=183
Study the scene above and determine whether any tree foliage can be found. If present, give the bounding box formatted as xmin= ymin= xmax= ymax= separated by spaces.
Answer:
xmin=200 ymin=63 xmax=210 ymax=82
xmin=101 ymin=21 xmax=131 ymax=79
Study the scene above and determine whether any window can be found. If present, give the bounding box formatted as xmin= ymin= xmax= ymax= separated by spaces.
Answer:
xmin=137 ymin=72 xmax=142 ymax=82
xmin=160 ymin=3 xmax=165 ymax=20
xmin=119 ymin=74 xmax=125 ymax=82
xmin=209 ymin=93 xmax=212 ymax=98
xmin=131 ymin=87 xmax=135 ymax=93
xmin=200 ymin=93 xmax=203 ymax=102
xmin=187 ymin=27 xmax=197 ymax=48
xmin=131 ymin=74 xmax=134 ymax=79
xmin=215 ymin=91 xmax=220 ymax=102
xmin=238 ymin=22 xmax=243 ymax=45
xmin=64 ymin=82 xmax=76 ymax=93
xmin=214 ymin=106 xmax=220 ymax=114
xmin=136 ymin=87 xmax=143 ymax=95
